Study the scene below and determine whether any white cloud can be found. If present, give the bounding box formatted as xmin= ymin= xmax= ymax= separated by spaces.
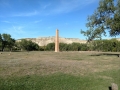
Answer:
xmin=34 ymin=20 xmax=42 ymax=23
xmin=43 ymin=3 xmax=51 ymax=9
xmin=2 ymin=25 xmax=26 ymax=39
xmin=3 ymin=26 xmax=25 ymax=34
xmin=12 ymin=26 xmax=25 ymax=34
xmin=82 ymin=0 xmax=97 ymax=6
xmin=0 ymin=0 xmax=97 ymax=17
xmin=2 ymin=21 xmax=11 ymax=23
xmin=42 ymin=0 xmax=97 ymax=15
xmin=12 ymin=10 xmax=39 ymax=17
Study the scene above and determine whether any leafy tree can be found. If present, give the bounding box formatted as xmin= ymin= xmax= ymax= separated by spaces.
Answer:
xmin=45 ymin=42 xmax=88 ymax=51
xmin=80 ymin=44 xmax=88 ymax=51
xmin=0 ymin=33 xmax=15 ymax=51
xmin=59 ymin=43 xmax=68 ymax=51
xmin=81 ymin=0 xmax=120 ymax=41
xmin=92 ymin=39 xmax=120 ymax=52
xmin=71 ymin=43 xmax=80 ymax=51
xmin=18 ymin=39 xmax=39 ymax=51
xmin=102 ymin=40 xmax=109 ymax=51
xmin=6 ymin=38 xmax=15 ymax=51
xmin=0 ymin=34 xmax=2 ymax=51
xmin=46 ymin=43 xmax=55 ymax=51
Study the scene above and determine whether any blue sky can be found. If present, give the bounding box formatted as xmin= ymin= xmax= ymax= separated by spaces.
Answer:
xmin=0 ymin=0 xmax=119 ymax=40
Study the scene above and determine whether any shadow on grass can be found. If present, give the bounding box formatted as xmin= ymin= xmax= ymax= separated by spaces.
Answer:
xmin=108 ymin=86 xmax=112 ymax=90
xmin=90 ymin=53 xmax=120 ymax=57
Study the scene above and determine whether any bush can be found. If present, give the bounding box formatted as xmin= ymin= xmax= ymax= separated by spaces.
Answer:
xmin=17 ymin=39 xmax=39 ymax=51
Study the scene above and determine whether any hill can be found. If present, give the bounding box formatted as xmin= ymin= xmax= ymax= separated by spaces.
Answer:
xmin=17 ymin=36 xmax=87 ymax=46
xmin=17 ymin=37 xmax=120 ymax=46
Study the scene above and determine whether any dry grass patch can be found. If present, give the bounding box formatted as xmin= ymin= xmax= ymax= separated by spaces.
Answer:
xmin=0 ymin=51 xmax=120 ymax=77
xmin=0 ymin=51 xmax=120 ymax=90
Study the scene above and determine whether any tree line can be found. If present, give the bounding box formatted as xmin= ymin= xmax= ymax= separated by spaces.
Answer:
xmin=43 ymin=42 xmax=88 ymax=51
xmin=0 ymin=33 xmax=39 ymax=51
xmin=43 ymin=39 xmax=120 ymax=52
xmin=91 ymin=39 xmax=120 ymax=52
xmin=1 ymin=33 xmax=120 ymax=52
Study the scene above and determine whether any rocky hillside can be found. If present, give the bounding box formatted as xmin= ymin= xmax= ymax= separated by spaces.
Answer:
xmin=17 ymin=36 xmax=87 ymax=46
xmin=17 ymin=37 xmax=120 ymax=46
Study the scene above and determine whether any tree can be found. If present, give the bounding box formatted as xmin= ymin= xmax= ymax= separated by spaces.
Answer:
xmin=0 ymin=34 xmax=2 ymax=50
xmin=80 ymin=43 xmax=88 ymax=51
xmin=81 ymin=0 xmax=120 ymax=41
xmin=45 ymin=43 xmax=55 ymax=51
xmin=18 ymin=39 xmax=39 ymax=51
xmin=91 ymin=39 xmax=120 ymax=52
xmin=7 ymin=38 xmax=15 ymax=51
xmin=71 ymin=43 xmax=81 ymax=51
xmin=59 ymin=43 xmax=68 ymax=51
xmin=0 ymin=33 xmax=15 ymax=51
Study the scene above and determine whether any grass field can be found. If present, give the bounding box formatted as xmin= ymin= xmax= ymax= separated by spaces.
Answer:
xmin=0 ymin=51 xmax=120 ymax=90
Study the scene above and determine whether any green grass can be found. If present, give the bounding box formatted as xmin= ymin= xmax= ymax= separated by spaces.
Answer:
xmin=0 ymin=51 xmax=120 ymax=90
xmin=0 ymin=69 xmax=119 ymax=90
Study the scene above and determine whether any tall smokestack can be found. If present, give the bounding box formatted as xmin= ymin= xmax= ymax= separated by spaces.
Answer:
xmin=55 ymin=29 xmax=59 ymax=52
